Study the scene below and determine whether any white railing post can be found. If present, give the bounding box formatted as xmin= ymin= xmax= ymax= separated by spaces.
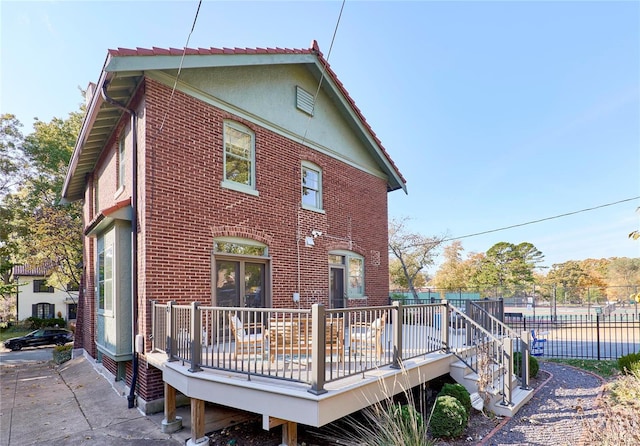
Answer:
xmin=520 ymin=330 xmax=530 ymax=390
xmin=151 ymin=300 xmax=157 ymax=351
xmin=502 ymin=337 xmax=513 ymax=406
xmin=166 ymin=301 xmax=176 ymax=361
xmin=189 ymin=302 xmax=202 ymax=372
xmin=442 ymin=300 xmax=449 ymax=352
xmin=391 ymin=301 xmax=402 ymax=369
xmin=309 ymin=304 xmax=327 ymax=395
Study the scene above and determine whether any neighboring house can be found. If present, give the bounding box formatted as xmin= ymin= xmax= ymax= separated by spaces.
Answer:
xmin=62 ymin=42 xmax=406 ymax=409
xmin=11 ymin=265 xmax=78 ymax=322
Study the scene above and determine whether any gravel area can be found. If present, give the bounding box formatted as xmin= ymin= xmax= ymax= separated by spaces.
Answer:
xmin=483 ymin=361 xmax=604 ymax=446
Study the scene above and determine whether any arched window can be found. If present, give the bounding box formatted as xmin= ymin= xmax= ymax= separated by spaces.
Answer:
xmin=213 ymin=237 xmax=269 ymax=308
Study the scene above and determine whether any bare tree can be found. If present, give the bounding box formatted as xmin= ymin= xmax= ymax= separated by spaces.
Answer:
xmin=388 ymin=217 xmax=447 ymax=300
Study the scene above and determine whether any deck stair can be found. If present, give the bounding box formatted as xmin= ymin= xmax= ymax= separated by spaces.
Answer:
xmin=446 ymin=303 xmax=535 ymax=417
xmin=449 ymin=356 xmax=534 ymax=417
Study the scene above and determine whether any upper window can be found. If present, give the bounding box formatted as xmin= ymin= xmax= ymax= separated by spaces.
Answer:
xmin=223 ymin=121 xmax=255 ymax=193
xmin=33 ymin=280 xmax=54 ymax=293
xmin=302 ymin=162 xmax=322 ymax=211
xmin=117 ymin=134 xmax=125 ymax=190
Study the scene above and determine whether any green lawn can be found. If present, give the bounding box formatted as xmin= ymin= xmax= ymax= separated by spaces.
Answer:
xmin=0 ymin=327 xmax=32 ymax=342
xmin=545 ymin=358 xmax=620 ymax=379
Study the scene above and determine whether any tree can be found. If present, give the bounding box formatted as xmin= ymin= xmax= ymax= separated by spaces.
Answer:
xmin=431 ymin=241 xmax=469 ymax=290
xmin=473 ymin=242 xmax=544 ymax=296
xmin=545 ymin=261 xmax=587 ymax=303
xmin=1 ymin=107 xmax=84 ymax=306
xmin=388 ymin=217 xmax=446 ymax=299
xmin=0 ymin=115 xmax=28 ymax=305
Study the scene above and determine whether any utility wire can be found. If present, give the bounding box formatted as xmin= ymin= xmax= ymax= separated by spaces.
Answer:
xmin=443 ymin=196 xmax=640 ymax=242
xmin=157 ymin=0 xmax=203 ymax=134
xmin=302 ymin=0 xmax=346 ymax=144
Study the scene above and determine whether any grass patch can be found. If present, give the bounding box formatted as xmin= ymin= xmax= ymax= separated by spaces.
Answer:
xmin=545 ymin=358 xmax=620 ymax=378
xmin=0 ymin=327 xmax=32 ymax=342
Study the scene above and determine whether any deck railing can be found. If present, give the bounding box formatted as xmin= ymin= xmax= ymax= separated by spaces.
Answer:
xmin=150 ymin=300 xmax=525 ymax=400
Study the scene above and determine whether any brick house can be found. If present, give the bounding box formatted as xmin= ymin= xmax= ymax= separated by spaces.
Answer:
xmin=61 ymin=41 xmax=406 ymax=411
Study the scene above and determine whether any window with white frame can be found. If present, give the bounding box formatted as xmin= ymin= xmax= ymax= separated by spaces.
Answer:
xmin=223 ymin=121 xmax=255 ymax=191
xmin=117 ymin=134 xmax=125 ymax=190
xmin=302 ymin=162 xmax=322 ymax=210
xmin=329 ymin=251 xmax=365 ymax=298
xmin=97 ymin=232 xmax=114 ymax=313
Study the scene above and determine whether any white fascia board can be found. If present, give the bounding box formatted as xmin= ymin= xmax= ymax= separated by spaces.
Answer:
xmin=104 ymin=53 xmax=318 ymax=73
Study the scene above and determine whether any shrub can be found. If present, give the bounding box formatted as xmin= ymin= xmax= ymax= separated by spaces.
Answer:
xmin=429 ymin=395 xmax=468 ymax=438
xmin=53 ymin=344 xmax=72 ymax=364
xmin=438 ymin=383 xmax=471 ymax=414
xmin=513 ymin=352 xmax=539 ymax=378
xmin=25 ymin=317 xmax=66 ymax=329
xmin=618 ymin=353 xmax=640 ymax=375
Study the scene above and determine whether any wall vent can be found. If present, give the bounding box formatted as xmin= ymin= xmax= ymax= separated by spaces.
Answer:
xmin=296 ymin=86 xmax=314 ymax=116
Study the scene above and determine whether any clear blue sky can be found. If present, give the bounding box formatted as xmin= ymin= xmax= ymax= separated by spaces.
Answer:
xmin=2 ymin=1 xmax=639 ymax=271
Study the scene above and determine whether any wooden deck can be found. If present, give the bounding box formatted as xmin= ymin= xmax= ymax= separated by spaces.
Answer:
xmin=146 ymin=348 xmax=456 ymax=428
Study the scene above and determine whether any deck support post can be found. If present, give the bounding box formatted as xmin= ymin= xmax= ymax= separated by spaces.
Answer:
xmin=161 ymin=382 xmax=182 ymax=433
xmin=186 ymin=397 xmax=208 ymax=446
xmin=391 ymin=300 xmax=402 ymax=369
xmin=309 ymin=304 xmax=327 ymax=395
xmin=282 ymin=421 xmax=298 ymax=446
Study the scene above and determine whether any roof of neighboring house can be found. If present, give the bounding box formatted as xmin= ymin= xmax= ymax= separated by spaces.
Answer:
xmin=62 ymin=41 xmax=406 ymax=202
xmin=12 ymin=264 xmax=52 ymax=277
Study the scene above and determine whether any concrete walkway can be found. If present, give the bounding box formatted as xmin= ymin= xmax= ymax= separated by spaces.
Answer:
xmin=0 ymin=356 xmax=182 ymax=445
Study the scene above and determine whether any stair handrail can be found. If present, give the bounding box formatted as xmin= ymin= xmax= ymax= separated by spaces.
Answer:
xmin=467 ymin=301 xmax=520 ymax=340
xmin=448 ymin=305 xmax=515 ymax=406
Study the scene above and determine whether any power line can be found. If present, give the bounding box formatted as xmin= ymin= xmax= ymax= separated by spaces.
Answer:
xmin=443 ymin=196 xmax=640 ymax=242
xmin=302 ymin=0 xmax=346 ymax=144
xmin=157 ymin=0 xmax=203 ymax=134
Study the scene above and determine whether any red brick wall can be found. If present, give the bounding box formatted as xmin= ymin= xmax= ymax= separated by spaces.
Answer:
xmin=140 ymin=77 xmax=389 ymax=311
xmin=79 ymin=76 xmax=392 ymax=404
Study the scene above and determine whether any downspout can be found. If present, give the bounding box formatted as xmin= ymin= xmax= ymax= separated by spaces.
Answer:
xmin=101 ymin=80 xmax=139 ymax=409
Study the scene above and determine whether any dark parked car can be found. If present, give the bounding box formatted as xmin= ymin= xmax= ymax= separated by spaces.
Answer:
xmin=4 ymin=328 xmax=73 ymax=351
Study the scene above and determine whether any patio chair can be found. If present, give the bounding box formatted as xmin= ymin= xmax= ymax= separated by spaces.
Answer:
xmin=349 ymin=313 xmax=386 ymax=360
xmin=325 ymin=317 xmax=345 ymax=362
xmin=228 ymin=313 xmax=266 ymax=359
xmin=268 ymin=318 xmax=301 ymax=363
xmin=531 ymin=329 xmax=547 ymax=356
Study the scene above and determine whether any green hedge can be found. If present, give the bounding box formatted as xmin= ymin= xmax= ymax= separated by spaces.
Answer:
xmin=513 ymin=352 xmax=539 ymax=378
xmin=618 ymin=353 xmax=640 ymax=375
xmin=437 ymin=383 xmax=471 ymax=414
xmin=25 ymin=317 xmax=66 ymax=329
xmin=429 ymin=395 xmax=468 ymax=438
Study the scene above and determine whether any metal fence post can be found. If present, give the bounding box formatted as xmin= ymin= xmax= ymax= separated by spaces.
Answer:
xmin=309 ymin=304 xmax=327 ymax=395
xmin=596 ymin=313 xmax=601 ymax=361
xmin=189 ymin=302 xmax=202 ymax=373
xmin=391 ymin=300 xmax=402 ymax=369
xmin=166 ymin=301 xmax=176 ymax=361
